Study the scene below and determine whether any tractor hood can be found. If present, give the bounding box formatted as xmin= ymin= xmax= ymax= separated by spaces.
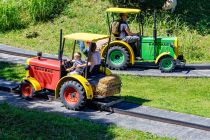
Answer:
xmin=142 ymin=36 xmax=179 ymax=55
xmin=141 ymin=36 xmax=177 ymax=43
xmin=28 ymin=57 xmax=60 ymax=71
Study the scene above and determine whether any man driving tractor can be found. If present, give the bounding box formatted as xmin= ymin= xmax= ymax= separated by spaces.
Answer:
xmin=118 ymin=13 xmax=141 ymax=60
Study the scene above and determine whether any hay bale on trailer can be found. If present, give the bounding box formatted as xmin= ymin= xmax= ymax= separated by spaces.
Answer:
xmin=94 ymin=75 xmax=121 ymax=97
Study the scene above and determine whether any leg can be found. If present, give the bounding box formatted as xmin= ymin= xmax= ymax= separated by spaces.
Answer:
xmin=123 ymin=36 xmax=140 ymax=57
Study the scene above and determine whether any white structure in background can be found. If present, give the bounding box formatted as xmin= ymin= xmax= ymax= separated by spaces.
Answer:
xmin=162 ymin=0 xmax=177 ymax=13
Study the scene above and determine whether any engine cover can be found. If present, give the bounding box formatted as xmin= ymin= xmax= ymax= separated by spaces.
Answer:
xmin=28 ymin=57 xmax=61 ymax=90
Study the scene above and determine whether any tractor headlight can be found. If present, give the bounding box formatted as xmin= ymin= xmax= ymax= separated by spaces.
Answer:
xmin=170 ymin=43 xmax=175 ymax=48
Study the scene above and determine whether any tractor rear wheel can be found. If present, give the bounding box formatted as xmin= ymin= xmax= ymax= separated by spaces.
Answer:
xmin=20 ymin=81 xmax=35 ymax=99
xmin=60 ymin=81 xmax=86 ymax=110
xmin=159 ymin=56 xmax=176 ymax=73
xmin=107 ymin=46 xmax=129 ymax=70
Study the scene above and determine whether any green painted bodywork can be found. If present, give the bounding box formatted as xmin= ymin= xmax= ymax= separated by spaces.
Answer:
xmin=141 ymin=36 xmax=176 ymax=61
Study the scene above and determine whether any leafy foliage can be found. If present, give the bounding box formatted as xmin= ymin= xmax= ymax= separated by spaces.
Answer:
xmin=0 ymin=0 xmax=71 ymax=32
xmin=110 ymin=0 xmax=210 ymax=35
xmin=0 ymin=1 xmax=23 ymax=32
xmin=175 ymin=0 xmax=210 ymax=35
xmin=110 ymin=0 xmax=166 ymax=9
xmin=0 ymin=0 xmax=209 ymax=63
xmin=29 ymin=0 xmax=69 ymax=21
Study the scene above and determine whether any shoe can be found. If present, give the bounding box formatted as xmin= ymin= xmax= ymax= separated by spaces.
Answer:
xmin=135 ymin=57 xmax=142 ymax=60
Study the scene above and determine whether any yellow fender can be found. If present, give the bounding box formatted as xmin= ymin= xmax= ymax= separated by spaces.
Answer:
xmin=174 ymin=37 xmax=179 ymax=58
xmin=55 ymin=75 xmax=93 ymax=99
xmin=25 ymin=58 xmax=33 ymax=77
xmin=101 ymin=40 xmax=135 ymax=65
xmin=155 ymin=52 xmax=172 ymax=64
xmin=22 ymin=77 xmax=41 ymax=91
xmin=99 ymin=66 xmax=112 ymax=76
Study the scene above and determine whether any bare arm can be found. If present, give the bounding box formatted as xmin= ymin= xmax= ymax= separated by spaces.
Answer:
xmin=66 ymin=65 xmax=76 ymax=71
xmin=125 ymin=27 xmax=140 ymax=36
xmin=76 ymin=62 xmax=91 ymax=68
xmin=125 ymin=27 xmax=135 ymax=36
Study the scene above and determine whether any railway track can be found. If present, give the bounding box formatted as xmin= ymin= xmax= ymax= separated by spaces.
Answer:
xmin=0 ymin=48 xmax=210 ymax=70
xmin=105 ymin=107 xmax=210 ymax=132
xmin=1 ymin=48 xmax=210 ymax=78
xmin=0 ymin=79 xmax=210 ymax=133
xmin=90 ymin=97 xmax=210 ymax=132
xmin=0 ymin=48 xmax=58 ymax=59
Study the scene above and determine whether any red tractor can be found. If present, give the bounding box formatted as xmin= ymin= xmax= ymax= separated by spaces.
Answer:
xmin=20 ymin=31 xmax=122 ymax=110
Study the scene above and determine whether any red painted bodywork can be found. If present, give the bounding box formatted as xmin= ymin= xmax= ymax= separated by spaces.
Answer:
xmin=28 ymin=57 xmax=61 ymax=90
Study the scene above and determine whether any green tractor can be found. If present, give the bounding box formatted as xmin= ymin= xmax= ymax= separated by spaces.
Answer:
xmin=101 ymin=8 xmax=185 ymax=72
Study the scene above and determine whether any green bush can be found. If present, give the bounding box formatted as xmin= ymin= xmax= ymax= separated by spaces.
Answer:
xmin=29 ymin=0 xmax=68 ymax=21
xmin=0 ymin=1 xmax=23 ymax=32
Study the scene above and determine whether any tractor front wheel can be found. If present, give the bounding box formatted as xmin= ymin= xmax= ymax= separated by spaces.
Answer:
xmin=159 ymin=56 xmax=175 ymax=73
xmin=20 ymin=81 xmax=35 ymax=99
xmin=107 ymin=46 xmax=129 ymax=70
xmin=60 ymin=81 xmax=86 ymax=110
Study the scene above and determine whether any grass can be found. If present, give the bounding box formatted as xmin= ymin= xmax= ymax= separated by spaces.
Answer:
xmin=0 ymin=62 xmax=25 ymax=81
xmin=0 ymin=103 xmax=172 ymax=140
xmin=0 ymin=0 xmax=23 ymax=31
xmin=0 ymin=0 xmax=70 ymax=32
xmin=0 ymin=0 xmax=209 ymax=63
xmin=1 ymin=62 xmax=210 ymax=118
xmin=29 ymin=0 xmax=69 ymax=21
xmin=120 ymin=75 xmax=210 ymax=118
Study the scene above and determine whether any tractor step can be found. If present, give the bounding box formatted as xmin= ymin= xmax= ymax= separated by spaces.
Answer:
xmin=176 ymin=59 xmax=186 ymax=68
xmin=91 ymin=96 xmax=124 ymax=109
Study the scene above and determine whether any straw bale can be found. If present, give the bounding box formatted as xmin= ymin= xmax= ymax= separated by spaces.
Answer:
xmin=94 ymin=75 xmax=121 ymax=96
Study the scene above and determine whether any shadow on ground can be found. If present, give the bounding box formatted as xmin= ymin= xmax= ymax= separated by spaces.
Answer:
xmin=114 ymin=96 xmax=151 ymax=110
xmin=0 ymin=90 xmax=152 ymax=139
xmin=0 ymin=92 xmax=116 ymax=139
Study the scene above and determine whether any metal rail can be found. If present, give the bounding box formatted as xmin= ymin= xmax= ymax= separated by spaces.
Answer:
xmin=0 ymin=49 xmax=36 ymax=58
xmin=1 ymin=80 xmax=210 ymax=132
xmin=0 ymin=49 xmax=58 ymax=60
xmin=0 ymin=49 xmax=210 ymax=70
xmin=105 ymin=107 xmax=210 ymax=132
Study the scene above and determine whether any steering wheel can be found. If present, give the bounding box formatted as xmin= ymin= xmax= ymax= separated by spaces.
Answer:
xmin=63 ymin=60 xmax=73 ymax=69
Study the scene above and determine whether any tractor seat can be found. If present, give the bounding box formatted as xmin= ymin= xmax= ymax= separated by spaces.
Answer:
xmin=82 ymin=64 xmax=102 ymax=77
xmin=87 ymin=73 xmax=105 ymax=86
xmin=86 ymin=64 xmax=105 ymax=85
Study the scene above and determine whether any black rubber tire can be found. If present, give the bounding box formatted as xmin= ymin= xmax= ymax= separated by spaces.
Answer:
xmin=20 ymin=81 xmax=35 ymax=100
xmin=60 ymin=81 xmax=86 ymax=110
xmin=159 ymin=56 xmax=176 ymax=73
xmin=107 ymin=46 xmax=130 ymax=70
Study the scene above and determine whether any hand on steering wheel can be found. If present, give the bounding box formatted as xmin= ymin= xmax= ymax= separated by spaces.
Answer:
xmin=64 ymin=60 xmax=73 ymax=69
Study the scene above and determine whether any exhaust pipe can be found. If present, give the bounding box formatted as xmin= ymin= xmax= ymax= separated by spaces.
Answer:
xmin=58 ymin=29 xmax=63 ymax=60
